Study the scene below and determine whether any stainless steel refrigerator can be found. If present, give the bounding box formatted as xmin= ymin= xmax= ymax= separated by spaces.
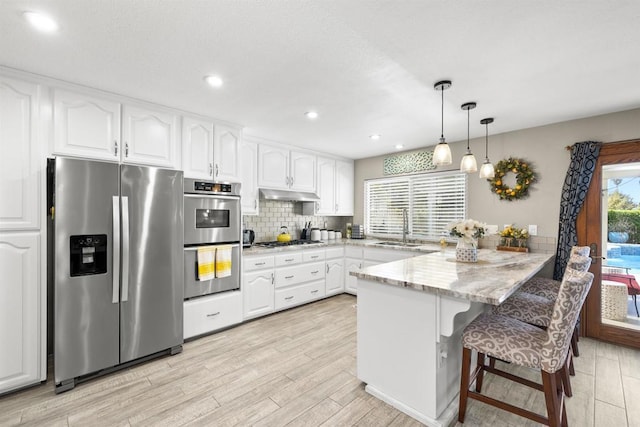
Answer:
xmin=49 ymin=157 xmax=184 ymax=392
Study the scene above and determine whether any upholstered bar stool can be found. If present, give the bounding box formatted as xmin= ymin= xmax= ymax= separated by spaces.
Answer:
xmin=458 ymin=268 xmax=594 ymax=426
xmin=493 ymin=253 xmax=592 ymax=357
xmin=518 ymin=246 xmax=591 ymax=300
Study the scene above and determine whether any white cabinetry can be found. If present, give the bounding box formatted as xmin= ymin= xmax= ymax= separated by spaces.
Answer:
xmin=335 ymin=160 xmax=354 ymax=215
xmin=213 ymin=124 xmax=241 ymax=182
xmin=273 ymin=249 xmax=325 ymax=311
xmin=243 ymin=254 xmax=275 ymax=320
xmin=0 ymin=233 xmax=42 ymax=394
xmin=1 ymin=77 xmax=40 ymax=230
xmin=314 ymin=157 xmax=354 ymax=216
xmin=121 ymin=104 xmax=178 ymax=168
xmin=325 ymin=247 xmax=345 ymax=296
xmin=183 ymin=291 xmax=242 ymax=339
xmin=53 ymin=88 xmax=180 ymax=168
xmin=0 ymin=74 xmax=45 ymax=395
xmin=258 ymin=145 xmax=316 ymax=192
xmin=344 ymin=246 xmax=363 ymax=295
xmin=182 ymin=116 xmax=214 ymax=179
xmin=240 ymin=140 xmax=259 ymax=215
xmin=53 ymin=88 xmax=121 ymax=161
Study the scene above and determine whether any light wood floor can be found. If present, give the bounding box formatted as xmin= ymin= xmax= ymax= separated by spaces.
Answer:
xmin=1 ymin=294 xmax=639 ymax=426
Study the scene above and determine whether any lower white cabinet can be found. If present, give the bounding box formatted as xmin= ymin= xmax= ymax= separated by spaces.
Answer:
xmin=183 ymin=291 xmax=242 ymax=339
xmin=325 ymin=246 xmax=345 ymax=296
xmin=0 ymin=232 xmax=44 ymax=394
xmin=345 ymin=257 xmax=362 ymax=294
xmin=275 ymin=280 xmax=325 ymax=311
xmin=243 ymin=269 xmax=275 ymax=320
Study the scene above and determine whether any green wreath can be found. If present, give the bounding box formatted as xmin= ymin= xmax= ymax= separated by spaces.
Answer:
xmin=489 ymin=157 xmax=535 ymax=201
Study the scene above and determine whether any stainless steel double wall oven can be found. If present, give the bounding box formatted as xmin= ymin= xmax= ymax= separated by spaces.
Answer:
xmin=183 ymin=179 xmax=241 ymax=299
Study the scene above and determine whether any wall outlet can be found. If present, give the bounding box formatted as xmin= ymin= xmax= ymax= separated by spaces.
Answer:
xmin=528 ymin=224 xmax=538 ymax=236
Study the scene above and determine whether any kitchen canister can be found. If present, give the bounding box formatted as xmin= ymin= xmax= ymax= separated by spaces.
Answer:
xmin=327 ymin=230 xmax=335 ymax=240
xmin=335 ymin=231 xmax=342 ymax=239
xmin=310 ymin=228 xmax=321 ymax=241
xmin=320 ymin=229 xmax=328 ymax=240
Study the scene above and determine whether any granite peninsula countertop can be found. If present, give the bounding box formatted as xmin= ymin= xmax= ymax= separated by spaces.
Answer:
xmin=352 ymin=249 xmax=555 ymax=305
xmin=242 ymin=238 xmax=442 ymax=256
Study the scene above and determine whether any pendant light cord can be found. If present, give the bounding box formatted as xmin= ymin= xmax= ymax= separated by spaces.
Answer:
xmin=441 ymin=88 xmax=444 ymax=139
xmin=467 ymin=108 xmax=470 ymax=150
xmin=485 ymin=123 xmax=489 ymax=159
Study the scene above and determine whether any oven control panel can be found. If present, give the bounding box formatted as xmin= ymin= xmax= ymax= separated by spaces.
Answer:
xmin=184 ymin=178 xmax=240 ymax=196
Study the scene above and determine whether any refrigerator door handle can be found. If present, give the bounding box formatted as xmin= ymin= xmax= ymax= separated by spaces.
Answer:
xmin=121 ymin=196 xmax=130 ymax=302
xmin=112 ymin=196 xmax=120 ymax=304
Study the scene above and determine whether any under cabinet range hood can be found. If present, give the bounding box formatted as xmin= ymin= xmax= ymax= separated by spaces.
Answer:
xmin=259 ymin=188 xmax=320 ymax=202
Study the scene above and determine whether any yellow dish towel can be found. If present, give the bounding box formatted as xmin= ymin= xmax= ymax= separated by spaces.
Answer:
xmin=215 ymin=245 xmax=233 ymax=278
xmin=196 ymin=246 xmax=216 ymax=281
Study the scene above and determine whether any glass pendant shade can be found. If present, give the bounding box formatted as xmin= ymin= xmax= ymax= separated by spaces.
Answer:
xmin=479 ymin=159 xmax=495 ymax=178
xmin=460 ymin=150 xmax=478 ymax=173
xmin=460 ymin=102 xmax=477 ymax=174
xmin=479 ymin=117 xmax=495 ymax=179
xmin=433 ymin=138 xmax=452 ymax=166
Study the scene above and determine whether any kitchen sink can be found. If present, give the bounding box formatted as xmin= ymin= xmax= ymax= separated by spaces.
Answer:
xmin=374 ymin=241 xmax=422 ymax=247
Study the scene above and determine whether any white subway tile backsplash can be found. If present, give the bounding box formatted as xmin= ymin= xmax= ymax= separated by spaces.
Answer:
xmin=243 ymin=199 xmax=352 ymax=243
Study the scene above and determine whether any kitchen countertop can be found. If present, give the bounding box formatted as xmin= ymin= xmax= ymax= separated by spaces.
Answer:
xmin=352 ymin=249 xmax=555 ymax=305
xmin=242 ymin=238 xmax=442 ymax=256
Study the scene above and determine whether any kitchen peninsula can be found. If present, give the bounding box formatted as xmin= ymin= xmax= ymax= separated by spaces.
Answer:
xmin=353 ymin=249 xmax=554 ymax=427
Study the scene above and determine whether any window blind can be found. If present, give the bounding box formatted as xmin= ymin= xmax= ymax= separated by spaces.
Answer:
xmin=365 ymin=172 xmax=467 ymax=240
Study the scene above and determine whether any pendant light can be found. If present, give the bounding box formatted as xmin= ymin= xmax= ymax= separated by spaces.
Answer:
xmin=460 ymin=102 xmax=478 ymax=173
xmin=433 ymin=80 xmax=452 ymax=166
xmin=479 ymin=118 xmax=496 ymax=179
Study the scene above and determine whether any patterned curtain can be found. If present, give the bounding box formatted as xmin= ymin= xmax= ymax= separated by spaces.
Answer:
xmin=553 ymin=141 xmax=602 ymax=280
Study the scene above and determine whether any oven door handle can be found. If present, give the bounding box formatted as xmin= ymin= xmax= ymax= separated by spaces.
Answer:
xmin=184 ymin=243 xmax=240 ymax=251
xmin=183 ymin=193 xmax=240 ymax=201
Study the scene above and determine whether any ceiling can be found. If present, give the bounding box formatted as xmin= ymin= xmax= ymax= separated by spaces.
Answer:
xmin=2 ymin=1 xmax=639 ymax=159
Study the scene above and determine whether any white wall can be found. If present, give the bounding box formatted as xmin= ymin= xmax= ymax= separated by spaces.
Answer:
xmin=354 ymin=108 xmax=640 ymax=238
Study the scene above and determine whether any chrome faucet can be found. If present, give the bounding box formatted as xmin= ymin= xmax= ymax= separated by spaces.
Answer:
xmin=402 ymin=208 xmax=408 ymax=244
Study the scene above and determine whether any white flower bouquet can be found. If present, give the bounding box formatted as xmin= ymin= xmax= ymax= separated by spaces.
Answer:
xmin=447 ymin=219 xmax=487 ymax=244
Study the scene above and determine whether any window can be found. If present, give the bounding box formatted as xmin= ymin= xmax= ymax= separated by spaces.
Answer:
xmin=365 ymin=171 xmax=467 ymax=240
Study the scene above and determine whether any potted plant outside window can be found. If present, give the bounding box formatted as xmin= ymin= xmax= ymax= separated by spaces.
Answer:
xmin=608 ymin=216 xmax=635 ymax=243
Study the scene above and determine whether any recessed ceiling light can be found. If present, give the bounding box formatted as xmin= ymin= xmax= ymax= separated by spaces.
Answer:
xmin=23 ymin=11 xmax=59 ymax=33
xmin=395 ymin=144 xmax=404 ymax=150
xmin=305 ymin=111 xmax=318 ymax=119
xmin=370 ymin=134 xmax=381 ymax=140
xmin=204 ymin=75 xmax=223 ymax=88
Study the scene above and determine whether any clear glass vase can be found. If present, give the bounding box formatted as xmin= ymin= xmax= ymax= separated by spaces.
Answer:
xmin=456 ymin=239 xmax=478 ymax=262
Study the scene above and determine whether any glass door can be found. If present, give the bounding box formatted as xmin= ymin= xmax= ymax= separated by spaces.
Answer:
xmin=580 ymin=140 xmax=640 ymax=348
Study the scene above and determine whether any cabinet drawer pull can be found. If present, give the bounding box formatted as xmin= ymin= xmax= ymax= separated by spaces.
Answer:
xmin=310 ymin=255 xmax=318 ymax=259
xmin=284 ymin=258 xmax=294 ymax=262
xmin=311 ymin=290 xmax=319 ymax=294
xmin=284 ymin=296 xmax=294 ymax=300
xmin=114 ymin=141 xmax=118 ymax=156
xmin=255 ymin=262 xmax=266 ymax=266
xmin=215 ymin=164 xmax=219 ymax=177
xmin=311 ymin=270 xmax=319 ymax=274
xmin=326 ymin=264 xmax=329 ymax=273
xmin=206 ymin=312 xmax=221 ymax=317
xmin=209 ymin=163 xmax=213 ymax=176
xmin=285 ymin=275 xmax=294 ymax=279
xmin=125 ymin=142 xmax=129 ymax=157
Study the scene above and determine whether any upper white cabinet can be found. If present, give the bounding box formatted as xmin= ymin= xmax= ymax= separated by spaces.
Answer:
xmin=213 ymin=124 xmax=241 ymax=182
xmin=258 ymin=145 xmax=316 ymax=192
xmin=335 ymin=160 xmax=354 ymax=215
xmin=53 ymin=88 xmax=179 ymax=169
xmin=314 ymin=157 xmax=354 ymax=216
xmin=53 ymin=88 xmax=121 ymax=161
xmin=0 ymin=77 xmax=40 ymax=230
xmin=182 ymin=116 xmax=215 ymax=179
xmin=122 ymin=105 xmax=178 ymax=168
xmin=316 ymin=157 xmax=337 ymax=215
xmin=240 ymin=140 xmax=259 ymax=215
